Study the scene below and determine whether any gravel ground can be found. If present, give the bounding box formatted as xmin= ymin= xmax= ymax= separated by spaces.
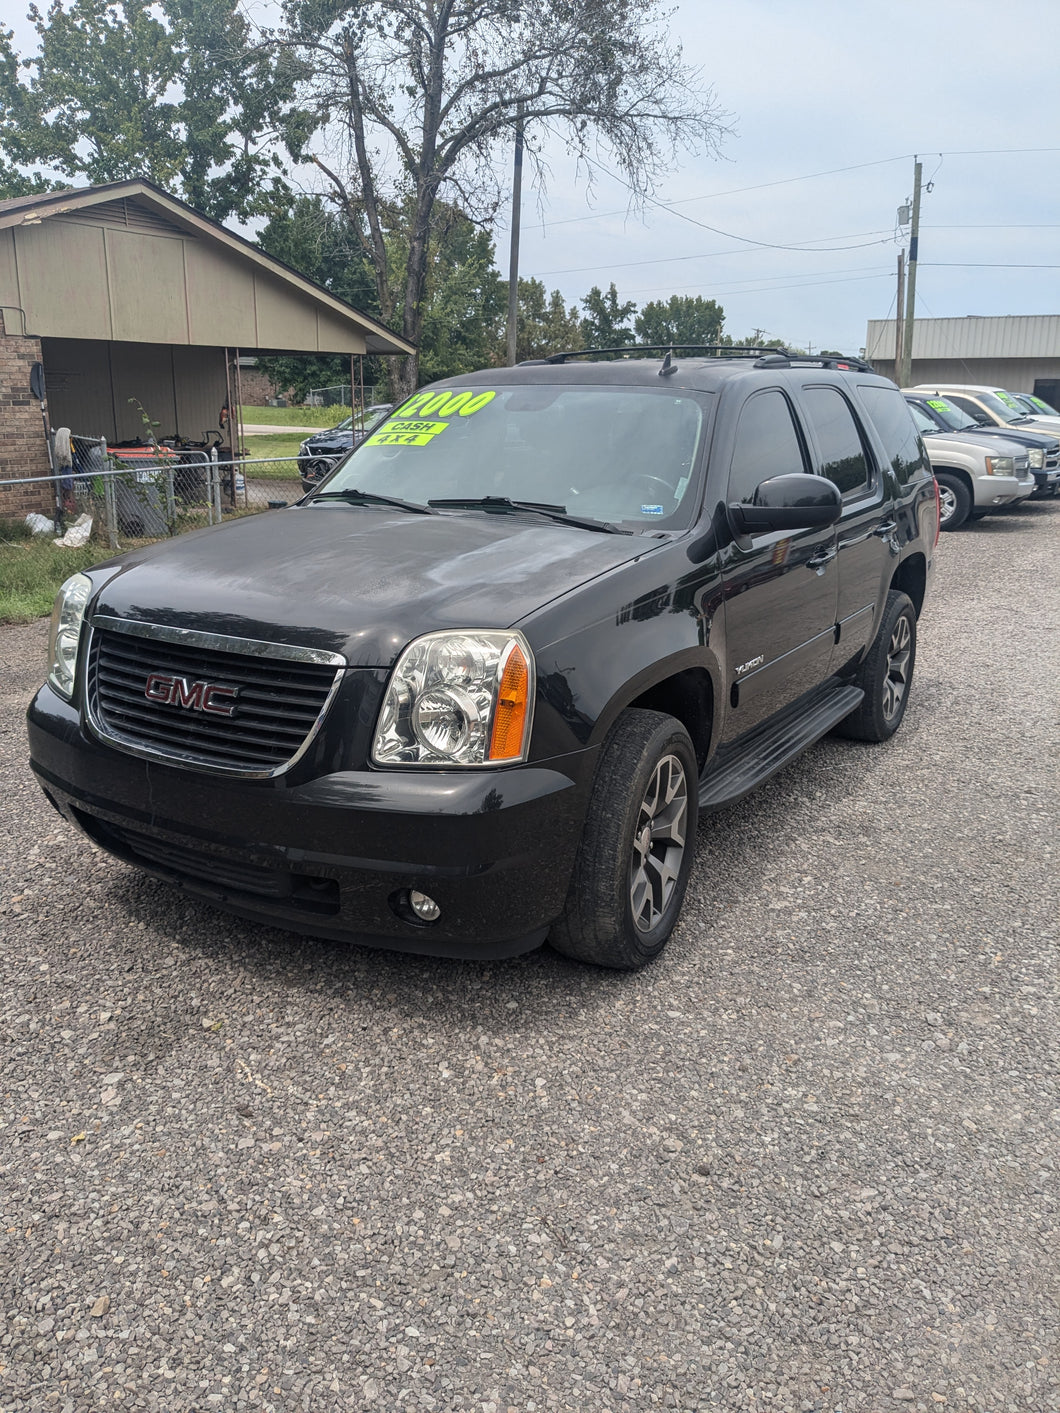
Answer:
xmin=1 ymin=500 xmax=1057 ymax=1413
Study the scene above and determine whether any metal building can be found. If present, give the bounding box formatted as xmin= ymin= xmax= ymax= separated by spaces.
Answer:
xmin=864 ymin=315 xmax=1060 ymax=404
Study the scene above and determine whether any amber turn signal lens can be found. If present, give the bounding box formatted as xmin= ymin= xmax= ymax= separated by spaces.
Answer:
xmin=487 ymin=643 xmax=530 ymax=760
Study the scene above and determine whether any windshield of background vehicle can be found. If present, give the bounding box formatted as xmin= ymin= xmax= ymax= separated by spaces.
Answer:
xmin=322 ymin=386 xmax=710 ymax=530
xmin=1026 ymin=394 xmax=1060 ymax=415
xmin=976 ymin=391 xmax=1031 ymax=423
xmin=923 ymin=397 xmax=980 ymax=432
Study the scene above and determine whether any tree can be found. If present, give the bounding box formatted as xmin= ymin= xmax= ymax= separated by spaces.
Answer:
xmin=580 ymin=283 xmax=637 ymax=350
xmin=273 ymin=0 xmax=728 ymax=396
xmin=505 ymin=279 xmax=583 ymax=363
xmin=634 ymin=294 xmax=724 ymax=348
xmin=0 ymin=0 xmax=295 ymax=221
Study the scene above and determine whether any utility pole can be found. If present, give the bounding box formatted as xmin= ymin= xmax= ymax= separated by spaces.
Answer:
xmin=899 ymin=157 xmax=923 ymax=388
xmin=505 ymin=111 xmax=524 ymax=367
xmin=894 ymin=250 xmax=905 ymax=374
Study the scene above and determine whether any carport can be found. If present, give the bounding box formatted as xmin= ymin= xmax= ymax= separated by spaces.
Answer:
xmin=0 ymin=180 xmax=413 ymax=518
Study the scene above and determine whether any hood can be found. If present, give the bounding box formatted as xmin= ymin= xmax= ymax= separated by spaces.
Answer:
xmin=90 ymin=503 xmax=655 ymax=666
xmin=923 ymin=429 xmax=1029 ymax=458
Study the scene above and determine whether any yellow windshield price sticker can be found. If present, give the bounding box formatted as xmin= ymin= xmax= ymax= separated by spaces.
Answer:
xmin=928 ymin=399 xmax=950 ymax=410
xmin=366 ymin=419 xmax=449 ymax=448
xmin=396 ymin=389 xmax=497 ymax=418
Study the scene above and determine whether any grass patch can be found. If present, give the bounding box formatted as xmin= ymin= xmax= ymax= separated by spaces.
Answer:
xmin=240 ymin=432 xmax=305 ymax=463
xmin=242 ymin=404 xmax=351 ymax=428
xmin=0 ymin=535 xmax=112 ymax=623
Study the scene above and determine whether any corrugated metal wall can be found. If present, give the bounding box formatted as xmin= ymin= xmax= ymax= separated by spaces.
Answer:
xmin=866 ymin=315 xmax=1060 ymax=361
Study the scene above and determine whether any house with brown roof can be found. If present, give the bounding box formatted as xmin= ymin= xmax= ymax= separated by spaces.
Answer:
xmin=0 ymin=180 xmax=413 ymax=516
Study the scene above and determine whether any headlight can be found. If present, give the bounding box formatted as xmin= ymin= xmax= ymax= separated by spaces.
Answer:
xmin=1028 ymin=448 xmax=1045 ymax=469
xmin=985 ymin=455 xmax=1014 ymax=475
xmin=299 ymin=441 xmax=310 ymax=455
xmin=47 ymin=572 xmax=92 ymax=700
xmin=372 ymin=630 xmax=534 ymax=767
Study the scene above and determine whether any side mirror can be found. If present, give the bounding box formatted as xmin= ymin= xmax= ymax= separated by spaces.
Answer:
xmin=30 ymin=362 xmax=46 ymax=401
xmin=728 ymin=473 xmax=842 ymax=535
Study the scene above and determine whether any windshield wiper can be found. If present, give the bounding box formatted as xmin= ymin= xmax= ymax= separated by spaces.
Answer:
xmin=428 ymin=495 xmax=631 ymax=535
xmin=308 ymin=488 xmax=434 ymax=515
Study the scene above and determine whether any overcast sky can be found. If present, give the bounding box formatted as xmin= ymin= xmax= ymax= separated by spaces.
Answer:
xmin=7 ymin=0 xmax=1058 ymax=357
xmin=508 ymin=0 xmax=1060 ymax=355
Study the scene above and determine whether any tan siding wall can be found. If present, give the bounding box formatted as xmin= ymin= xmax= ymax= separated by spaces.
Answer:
xmin=15 ymin=220 xmax=110 ymax=339
xmin=185 ymin=242 xmax=256 ymax=346
xmin=254 ymin=271 xmax=320 ymax=351
xmin=109 ymin=344 xmax=178 ymax=439
xmin=40 ymin=338 xmax=115 ymax=436
xmin=0 ymin=229 xmax=18 ymax=312
xmin=4 ymin=202 xmax=390 ymax=354
xmin=315 ymin=307 xmax=367 ymax=355
xmin=105 ymin=227 xmax=189 ymax=344
xmin=172 ymin=345 xmax=227 ymax=438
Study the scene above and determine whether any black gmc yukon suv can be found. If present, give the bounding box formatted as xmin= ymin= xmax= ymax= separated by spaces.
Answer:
xmin=28 ymin=348 xmax=937 ymax=969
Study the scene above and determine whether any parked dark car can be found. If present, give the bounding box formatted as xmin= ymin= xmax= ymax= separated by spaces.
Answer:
xmin=28 ymin=348 xmax=937 ymax=969
xmin=902 ymin=390 xmax=1060 ymax=498
xmin=297 ymin=404 xmax=393 ymax=492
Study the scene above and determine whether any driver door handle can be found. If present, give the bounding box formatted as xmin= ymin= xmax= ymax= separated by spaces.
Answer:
xmin=873 ymin=520 xmax=897 ymax=538
xmin=806 ymin=547 xmax=837 ymax=573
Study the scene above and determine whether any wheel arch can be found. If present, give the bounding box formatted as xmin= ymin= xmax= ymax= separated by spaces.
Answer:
xmin=932 ymin=463 xmax=974 ymax=496
xmin=891 ymin=551 xmax=927 ymax=618
xmin=618 ymin=662 xmax=716 ymax=770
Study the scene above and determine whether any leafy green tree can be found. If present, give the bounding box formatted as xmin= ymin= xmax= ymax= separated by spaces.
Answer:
xmin=503 ymin=279 xmax=583 ymax=363
xmin=580 ymin=283 xmax=637 ymax=350
xmin=418 ymin=206 xmax=507 ymax=384
xmin=274 ymin=0 xmax=728 ymax=396
xmin=0 ymin=0 xmax=295 ymax=221
xmin=634 ymin=294 xmax=724 ymax=348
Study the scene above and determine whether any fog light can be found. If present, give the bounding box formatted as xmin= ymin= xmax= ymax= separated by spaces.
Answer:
xmin=409 ymin=890 xmax=441 ymax=921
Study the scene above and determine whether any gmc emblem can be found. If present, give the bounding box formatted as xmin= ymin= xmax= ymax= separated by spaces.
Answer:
xmin=144 ymin=672 xmax=239 ymax=717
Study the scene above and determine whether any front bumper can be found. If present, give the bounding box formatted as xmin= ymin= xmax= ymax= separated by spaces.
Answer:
xmin=27 ymin=684 xmax=596 ymax=959
xmin=1030 ymin=468 xmax=1060 ymax=496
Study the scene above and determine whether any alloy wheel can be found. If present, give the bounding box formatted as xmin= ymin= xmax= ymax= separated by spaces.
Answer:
xmin=629 ymin=753 xmax=689 ymax=933
xmin=937 ymin=483 xmax=957 ymax=525
xmin=883 ymin=614 xmax=912 ymax=720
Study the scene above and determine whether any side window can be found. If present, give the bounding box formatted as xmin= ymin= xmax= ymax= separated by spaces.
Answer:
xmin=947 ymin=394 xmax=988 ymax=424
xmin=858 ymin=384 xmax=930 ymax=484
xmin=727 ymin=390 xmax=807 ymax=504
xmin=802 ymin=386 xmax=871 ymax=496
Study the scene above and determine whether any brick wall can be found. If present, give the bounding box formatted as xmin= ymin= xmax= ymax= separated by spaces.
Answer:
xmin=0 ymin=311 xmax=53 ymax=519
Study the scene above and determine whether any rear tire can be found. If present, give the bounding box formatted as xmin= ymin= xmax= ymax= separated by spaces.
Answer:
xmin=549 ymin=709 xmax=698 ymax=970
xmin=834 ymin=590 xmax=917 ymax=742
xmin=935 ymin=472 xmax=971 ymax=530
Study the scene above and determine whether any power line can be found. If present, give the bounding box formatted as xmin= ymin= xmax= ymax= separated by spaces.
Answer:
xmin=529 ymin=230 xmax=895 ymax=279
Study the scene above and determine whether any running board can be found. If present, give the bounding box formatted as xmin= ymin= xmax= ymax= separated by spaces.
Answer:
xmin=698 ymin=681 xmax=864 ymax=813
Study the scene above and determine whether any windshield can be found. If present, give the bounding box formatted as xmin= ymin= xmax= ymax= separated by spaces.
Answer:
xmin=909 ymin=403 xmax=940 ymax=434
xmin=922 ymin=397 xmax=978 ymax=432
xmin=976 ymin=391 xmax=1028 ymax=424
xmin=1026 ymin=394 xmax=1060 ymax=416
xmin=321 ymin=385 xmax=709 ymax=530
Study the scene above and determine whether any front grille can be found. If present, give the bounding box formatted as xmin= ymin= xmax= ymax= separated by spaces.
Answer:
xmin=87 ymin=623 xmax=342 ymax=775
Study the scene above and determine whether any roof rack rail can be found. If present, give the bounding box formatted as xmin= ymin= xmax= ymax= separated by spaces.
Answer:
xmin=521 ymin=344 xmax=792 ymax=366
xmin=753 ymin=351 xmax=876 ymax=373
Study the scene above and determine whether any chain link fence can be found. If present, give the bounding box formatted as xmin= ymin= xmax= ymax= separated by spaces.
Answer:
xmin=4 ymin=437 xmax=307 ymax=552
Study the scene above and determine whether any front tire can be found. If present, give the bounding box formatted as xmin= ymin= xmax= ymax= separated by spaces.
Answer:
xmin=549 ymin=709 xmax=698 ymax=970
xmin=834 ymin=590 xmax=917 ymax=742
xmin=935 ymin=472 xmax=971 ymax=530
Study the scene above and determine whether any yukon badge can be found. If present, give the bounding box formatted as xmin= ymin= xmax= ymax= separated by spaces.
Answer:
xmin=144 ymin=672 xmax=239 ymax=717
xmin=735 ymin=655 xmax=764 ymax=678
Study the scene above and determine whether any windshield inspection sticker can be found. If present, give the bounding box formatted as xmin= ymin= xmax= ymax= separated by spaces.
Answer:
xmin=641 ymin=504 xmax=665 ymax=515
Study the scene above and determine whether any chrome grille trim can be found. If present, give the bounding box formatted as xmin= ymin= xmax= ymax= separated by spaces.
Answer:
xmin=85 ymin=618 xmax=346 ymax=779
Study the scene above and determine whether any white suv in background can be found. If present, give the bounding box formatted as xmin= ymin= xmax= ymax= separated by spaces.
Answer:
xmin=905 ymin=400 xmax=1034 ymax=529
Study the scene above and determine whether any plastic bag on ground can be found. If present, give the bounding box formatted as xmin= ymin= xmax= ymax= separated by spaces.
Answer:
xmin=54 ymin=513 xmax=93 ymax=548
xmin=25 ymin=513 xmax=54 ymax=535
